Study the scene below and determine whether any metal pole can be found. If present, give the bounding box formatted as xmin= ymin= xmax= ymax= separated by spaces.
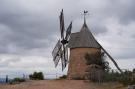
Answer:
xmin=56 ymin=73 xmax=58 ymax=79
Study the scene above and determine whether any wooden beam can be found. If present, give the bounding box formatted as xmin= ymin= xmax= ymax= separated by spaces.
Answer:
xmin=96 ymin=41 xmax=123 ymax=73
xmin=101 ymin=46 xmax=123 ymax=73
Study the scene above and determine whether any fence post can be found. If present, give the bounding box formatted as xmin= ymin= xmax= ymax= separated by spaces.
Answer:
xmin=56 ymin=73 xmax=58 ymax=79
xmin=6 ymin=75 xmax=8 ymax=83
xmin=23 ymin=74 xmax=25 ymax=79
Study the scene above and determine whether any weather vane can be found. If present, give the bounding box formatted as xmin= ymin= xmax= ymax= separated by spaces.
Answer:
xmin=83 ymin=10 xmax=88 ymax=23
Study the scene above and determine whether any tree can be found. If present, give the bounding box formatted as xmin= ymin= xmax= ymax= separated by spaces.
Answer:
xmin=29 ymin=72 xmax=44 ymax=80
xmin=84 ymin=52 xmax=110 ymax=82
xmin=85 ymin=52 xmax=110 ymax=71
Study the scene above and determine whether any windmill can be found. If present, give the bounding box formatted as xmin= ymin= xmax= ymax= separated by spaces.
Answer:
xmin=52 ymin=9 xmax=72 ymax=71
xmin=67 ymin=10 xmax=123 ymax=79
xmin=52 ymin=10 xmax=123 ymax=79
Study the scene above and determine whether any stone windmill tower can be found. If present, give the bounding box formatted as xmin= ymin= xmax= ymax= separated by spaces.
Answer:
xmin=67 ymin=11 xmax=122 ymax=79
xmin=67 ymin=13 xmax=100 ymax=79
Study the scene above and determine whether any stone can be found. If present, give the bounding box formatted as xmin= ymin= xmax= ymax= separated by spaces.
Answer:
xmin=67 ymin=47 xmax=101 ymax=79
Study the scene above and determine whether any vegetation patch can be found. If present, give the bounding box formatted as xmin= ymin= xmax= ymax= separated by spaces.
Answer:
xmin=29 ymin=72 xmax=44 ymax=80
xmin=59 ymin=75 xmax=67 ymax=79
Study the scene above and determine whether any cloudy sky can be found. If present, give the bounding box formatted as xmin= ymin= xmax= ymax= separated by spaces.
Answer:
xmin=0 ymin=0 xmax=135 ymax=78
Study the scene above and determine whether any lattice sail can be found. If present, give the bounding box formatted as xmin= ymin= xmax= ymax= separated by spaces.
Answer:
xmin=59 ymin=9 xmax=65 ymax=39
xmin=52 ymin=40 xmax=62 ymax=66
xmin=52 ymin=9 xmax=72 ymax=71
xmin=65 ymin=22 xmax=72 ymax=40
xmin=54 ymin=47 xmax=62 ymax=67
xmin=61 ymin=45 xmax=69 ymax=71
xmin=65 ymin=45 xmax=69 ymax=64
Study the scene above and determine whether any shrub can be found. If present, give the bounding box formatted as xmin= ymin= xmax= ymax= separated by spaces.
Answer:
xmin=104 ymin=70 xmax=135 ymax=86
xmin=85 ymin=52 xmax=110 ymax=71
xmin=118 ymin=70 xmax=135 ymax=86
xmin=72 ymin=74 xmax=84 ymax=80
xmin=29 ymin=72 xmax=44 ymax=80
xmin=72 ymin=76 xmax=84 ymax=80
xmin=59 ymin=75 xmax=67 ymax=79
xmin=104 ymin=71 xmax=121 ymax=82
xmin=84 ymin=52 xmax=110 ymax=82
xmin=13 ymin=77 xmax=25 ymax=82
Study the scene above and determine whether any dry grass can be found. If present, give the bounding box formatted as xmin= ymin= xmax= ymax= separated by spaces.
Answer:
xmin=99 ymin=82 xmax=126 ymax=89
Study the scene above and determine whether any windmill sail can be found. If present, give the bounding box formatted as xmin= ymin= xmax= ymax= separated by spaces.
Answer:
xmin=54 ymin=52 xmax=61 ymax=67
xmin=59 ymin=9 xmax=65 ymax=39
xmin=61 ymin=49 xmax=66 ymax=70
xmin=61 ymin=45 xmax=66 ymax=70
xmin=65 ymin=45 xmax=69 ymax=63
xmin=52 ymin=9 xmax=72 ymax=71
xmin=60 ymin=45 xmax=69 ymax=70
xmin=52 ymin=40 xmax=62 ymax=62
xmin=65 ymin=22 xmax=72 ymax=40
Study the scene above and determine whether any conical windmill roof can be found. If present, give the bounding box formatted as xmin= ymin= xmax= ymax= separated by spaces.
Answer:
xmin=68 ymin=23 xmax=100 ymax=48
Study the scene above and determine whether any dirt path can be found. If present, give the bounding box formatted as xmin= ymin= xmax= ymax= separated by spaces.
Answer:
xmin=0 ymin=80 xmax=93 ymax=89
xmin=0 ymin=80 xmax=125 ymax=89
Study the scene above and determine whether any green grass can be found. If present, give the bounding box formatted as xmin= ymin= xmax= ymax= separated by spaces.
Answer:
xmin=96 ymin=82 xmax=126 ymax=89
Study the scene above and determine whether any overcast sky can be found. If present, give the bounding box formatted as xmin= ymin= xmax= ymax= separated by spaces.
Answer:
xmin=0 ymin=0 xmax=135 ymax=78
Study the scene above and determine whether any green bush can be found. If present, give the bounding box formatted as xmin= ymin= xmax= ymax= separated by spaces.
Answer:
xmin=13 ymin=77 xmax=25 ymax=82
xmin=59 ymin=75 xmax=67 ymax=79
xmin=72 ymin=77 xmax=83 ymax=80
xmin=29 ymin=72 xmax=44 ymax=80
xmin=85 ymin=52 xmax=110 ymax=71
xmin=72 ymin=75 xmax=84 ymax=80
xmin=104 ymin=70 xmax=122 ymax=82
xmin=84 ymin=52 xmax=135 ymax=85
xmin=118 ymin=71 xmax=135 ymax=86
xmin=104 ymin=70 xmax=135 ymax=86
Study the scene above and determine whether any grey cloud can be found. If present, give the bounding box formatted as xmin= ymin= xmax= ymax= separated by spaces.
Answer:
xmin=0 ymin=57 xmax=20 ymax=67
xmin=102 ymin=0 xmax=135 ymax=25
xmin=107 ymin=48 xmax=135 ymax=59
xmin=0 ymin=0 xmax=60 ymax=54
xmin=132 ymin=34 xmax=135 ymax=39
xmin=89 ymin=18 xmax=108 ymax=35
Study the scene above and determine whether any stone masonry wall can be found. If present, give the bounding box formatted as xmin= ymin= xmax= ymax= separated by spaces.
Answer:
xmin=67 ymin=48 xmax=101 ymax=79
